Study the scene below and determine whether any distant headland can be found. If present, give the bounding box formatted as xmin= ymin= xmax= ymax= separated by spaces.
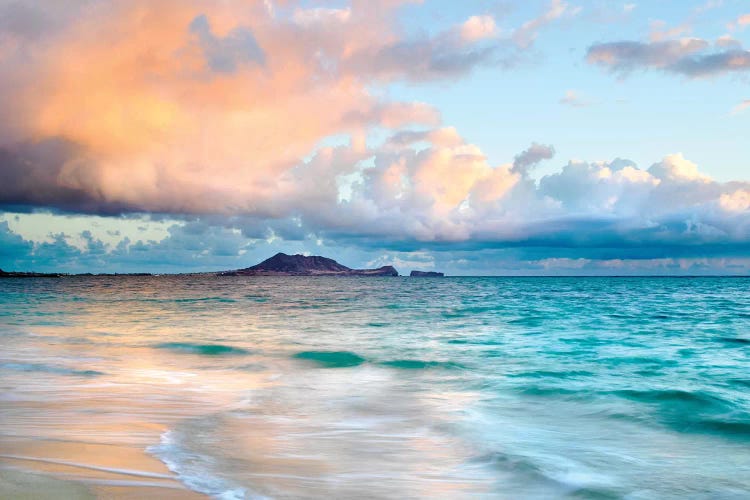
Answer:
xmin=219 ymin=253 xmax=399 ymax=277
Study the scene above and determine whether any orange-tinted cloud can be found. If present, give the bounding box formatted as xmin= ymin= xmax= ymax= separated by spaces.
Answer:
xmin=1 ymin=0 xmax=747 ymax=252
xmin=0 ymin=0 xmax=495 ymax=214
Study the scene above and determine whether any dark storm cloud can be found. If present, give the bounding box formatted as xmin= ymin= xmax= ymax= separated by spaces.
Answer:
xmin=0 ymin=139 xmax=137 ymax=214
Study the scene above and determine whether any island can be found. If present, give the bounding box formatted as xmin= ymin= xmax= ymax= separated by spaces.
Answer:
xmin=0 ymin=269 xmax=153 ymax=278
xmin=0 ymin=268 xmax=66 ymax=278
xmin=410 ymin=271 xmax=445 ymax=277
xmin=218 ymin=253 xmax=399 ymax=276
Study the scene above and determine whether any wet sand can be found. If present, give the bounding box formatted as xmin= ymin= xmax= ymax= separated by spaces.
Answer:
xmin=0 ymin=438 xmax=205 ymax=499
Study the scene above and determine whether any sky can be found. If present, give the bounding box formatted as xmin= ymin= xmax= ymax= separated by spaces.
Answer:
xmin=0 ymin=0 xmax=749 ymax=275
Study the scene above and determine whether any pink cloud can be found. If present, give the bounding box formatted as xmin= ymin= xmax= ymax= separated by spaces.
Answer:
xmin=0 ymin=0 xmax=499 ymax=216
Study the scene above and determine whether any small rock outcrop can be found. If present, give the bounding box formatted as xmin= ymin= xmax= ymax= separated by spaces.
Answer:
xmin=220 ymin=253 xmax=399 ymax=276
xmin=410 ymin=270 xmax=445 ymax=277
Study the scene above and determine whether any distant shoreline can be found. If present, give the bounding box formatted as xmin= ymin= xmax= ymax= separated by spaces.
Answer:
xmin=1 ymin=271 xmax=748 ymax=279
xmin=7 ymin=251 xmax=750 ymax=278
xmin=0 ymin=270 xmax=154 ymax=278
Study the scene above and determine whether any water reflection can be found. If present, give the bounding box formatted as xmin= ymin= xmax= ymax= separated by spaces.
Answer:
xmin=1 ymin=276 xmax=749 ymax=498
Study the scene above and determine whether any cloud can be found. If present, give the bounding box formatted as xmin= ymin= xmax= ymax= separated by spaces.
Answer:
xmin=343 ymin=28 xmax=499 ymax=82
xmin=0 ymin=221 xmax=33 ymax=269
xmin=729 ymin=13 xmax=750 ymax=30
xmin=559 ymin=89 xmax=591 ymax=107
xmin=284 ymin=132 xmax=750 ymax=259
xmin=731 ymin=99 xmax=750 ymax=114
xmin=716 ymin=35 xmax=742 ymax=49
xmin=0 ymin=0 xmax=87 ymax=40
xmin=0 ymin=0 xmax=749 ymax=274
xmin=384 ymin=127 xmax=463 ymax=150
xmin=0 ymin=218 xmax=262 ymax=273
xmin=343 ymin=102 xmax=442 ymax=129
xmin=459 ymin=15 xmax=497 ymax=43
xmin=647 ymin=153 xmax=711 ymax=183
xmin=292 ymin=7 xmax=352 ymax=27
xmin=0 ymin=0 xmax=579 ymax=219
xmin=189 ymin=14 xmax=265 ymax=72
xmin=672 ymin=50 xmax=750 ymax=77
xmin=2 ymin=125 xmax=748 ymax=267
xmin=649 ymin=20 xmax=691 ymax=43
xmin=511 ymin=143 xmax=556 ymax=175
xmin=512 ymin=0 xmax=576 ymax=49
xmin=695 ymin=0 xmax=724 ymax=15
xmin=538 ymin=158 xmax=654 ymax=215
xmin=587 ymin=38 xmax=750 ymax=77
xmin=720 ymin=189 xmax=750 ymax=212
xmin=584 ymin=2 xmax=636 ymax=24
xmin=0 ymin=0 xmax=507 ymax=216
xmin=0 ymin=138 xmax=132 ymax=214
xmin=5 ymin=213 xmax=749 ymax=275
xmin=587 ymin=38 xmax=707 ymax=71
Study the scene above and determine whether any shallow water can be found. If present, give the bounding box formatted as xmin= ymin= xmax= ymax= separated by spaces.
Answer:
xmin=1 ymin=276 xmax=750 ymax=498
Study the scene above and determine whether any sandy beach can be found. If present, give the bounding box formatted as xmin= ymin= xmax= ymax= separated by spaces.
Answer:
xmin=0 ymin=437 xmax=205 ymax=499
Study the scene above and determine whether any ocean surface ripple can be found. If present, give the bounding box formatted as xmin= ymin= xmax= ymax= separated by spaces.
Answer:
xmin=1 ymin=276 xmax=749 ymax=498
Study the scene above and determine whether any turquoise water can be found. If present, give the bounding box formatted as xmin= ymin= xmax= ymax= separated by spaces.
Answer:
xmin=1 ymin=276 xmax=750 ymax=498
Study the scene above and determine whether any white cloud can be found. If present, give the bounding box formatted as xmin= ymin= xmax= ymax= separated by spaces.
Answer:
xmin=647 ymin=153 xmax=711 ymax=183
xmin=459 ymin=15 xmax=497 ymax=43
xmin=719 ymin=190 xmax=750 ymax=212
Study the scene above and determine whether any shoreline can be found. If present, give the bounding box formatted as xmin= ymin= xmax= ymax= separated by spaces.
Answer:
xmin=0 ymin=437 xmax=206 ymax=499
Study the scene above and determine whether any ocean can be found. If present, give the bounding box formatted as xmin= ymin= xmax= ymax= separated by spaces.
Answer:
xmin=1 ymin=276 xmax=749 ymax=498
